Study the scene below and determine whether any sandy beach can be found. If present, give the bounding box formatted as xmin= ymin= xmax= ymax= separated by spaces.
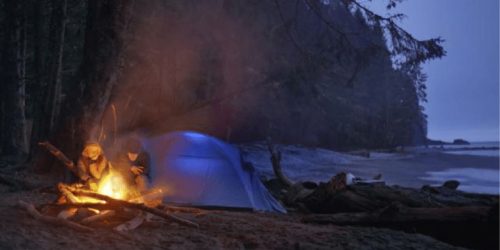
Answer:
xmin=0 ymin=188 xmax=463 ymax=250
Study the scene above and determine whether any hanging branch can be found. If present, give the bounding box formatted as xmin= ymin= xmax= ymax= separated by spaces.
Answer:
xmin=290 ymin=0 xmax=445 ymax=69
xmin=346 ymin=0 xmax=446 ymax=67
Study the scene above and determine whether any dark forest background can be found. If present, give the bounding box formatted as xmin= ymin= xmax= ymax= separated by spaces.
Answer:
xmin=0 ymin=0 xmax=444 ymax=171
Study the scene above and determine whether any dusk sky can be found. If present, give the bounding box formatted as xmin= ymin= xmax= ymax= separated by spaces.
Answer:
xmin=365 ymin=0 xmax=499 ymax=142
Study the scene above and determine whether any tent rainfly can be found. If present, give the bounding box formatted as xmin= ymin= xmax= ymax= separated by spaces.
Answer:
xmin=142 ymin=131 xmax=286 ymax=213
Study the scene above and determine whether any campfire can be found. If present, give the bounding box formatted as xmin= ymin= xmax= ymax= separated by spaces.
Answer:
xmin=18 ymin=142 xmax=200 ymax=233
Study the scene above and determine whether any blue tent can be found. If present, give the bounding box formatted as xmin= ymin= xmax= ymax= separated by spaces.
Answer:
xmin=142 ymin=131 xmax=286 ymax=213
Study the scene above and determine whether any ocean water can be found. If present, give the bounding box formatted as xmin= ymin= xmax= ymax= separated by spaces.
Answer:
xmin=442 ymin=141 xmax=499 ymax=148
xmin=420 ymin=168 xmax=499 ymax=194
xmin=445 ymin=150 xmax=499 ymax=157
xmin=442 ymin=141 xmax=499 ymax=157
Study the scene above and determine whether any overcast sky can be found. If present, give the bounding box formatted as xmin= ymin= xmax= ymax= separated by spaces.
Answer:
xmin=364 ymin=0 xmax=499 ymax=142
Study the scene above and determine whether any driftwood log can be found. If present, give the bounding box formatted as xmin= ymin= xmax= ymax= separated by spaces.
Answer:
xmin=299 ymin=180 xmax=499 ymax=214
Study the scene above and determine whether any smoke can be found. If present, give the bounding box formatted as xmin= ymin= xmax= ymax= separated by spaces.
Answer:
xmin=91 ymin=1 xmax=269 ymax=151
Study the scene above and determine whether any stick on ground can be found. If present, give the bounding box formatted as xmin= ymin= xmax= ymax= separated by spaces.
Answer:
xmin=114 ymin=211 xmax=145 ymax=232
xmin=18 ymin=200 xmax=93 ymax=232
xmin=81 ymin=210 xmax=116 ymax=225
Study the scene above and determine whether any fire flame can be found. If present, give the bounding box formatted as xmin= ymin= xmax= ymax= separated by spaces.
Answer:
xmin=97 ymin=170 xmax=129 ymax=200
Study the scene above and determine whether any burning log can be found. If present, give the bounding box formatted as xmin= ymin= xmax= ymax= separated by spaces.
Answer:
xmin=128 ymin=188 xmax=165 ymax=203
xmin=18 ymin=200 xmax=93 ymax=232
xmin=58 ymin=183 xmax=87 ymax=203
xmin=62 ymin=185 xmax=199 ymax=228
xmin=44 ymin=202 xmax=122 ymax=211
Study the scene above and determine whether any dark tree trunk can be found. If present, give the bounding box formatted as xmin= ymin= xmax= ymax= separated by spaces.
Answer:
xmin=29 ymin=0 xmax=68 ymax=164
xmin=33 ymin=0 xmax=132 ymax=174
xmin=1 ymin=0 xmax=29 ymax=156
xmin=46 ymin=0 xmax=68 ymax=134
xmin=28 ymin=0 xmax=46 ymax=159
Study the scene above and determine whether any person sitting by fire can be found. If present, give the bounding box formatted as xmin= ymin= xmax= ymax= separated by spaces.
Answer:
xmin=77 ymin=142 xmax=110 ymax=191
xmin=118 ymin=138 xmax=151 ymax=193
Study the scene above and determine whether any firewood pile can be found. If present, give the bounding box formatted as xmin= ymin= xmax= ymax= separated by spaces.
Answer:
xmin=18 ymin=183 xmax=201 ymax=233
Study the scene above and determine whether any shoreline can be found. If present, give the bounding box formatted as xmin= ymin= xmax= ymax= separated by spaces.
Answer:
xmin=345 ymin=151 xmax=499 ymax=194
xmin=435 ymin=146 xmax=499 ymax=151
xmin=241 ymin=143 xmax=500 ymax=195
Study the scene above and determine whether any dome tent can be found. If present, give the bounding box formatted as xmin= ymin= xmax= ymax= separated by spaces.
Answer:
xmin=142 ymin=131 xmax=286 ymax=213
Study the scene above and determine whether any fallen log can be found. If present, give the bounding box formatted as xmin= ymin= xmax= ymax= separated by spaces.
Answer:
xmin=302 ymin=204 xmax=499 ymax=250
xmin=301 ymin=205 xmax=495 ymax=225
xmin=300 ymin=181 xmax=499 ymax=214
xmin=18 ymin=200 xmax=93 ymax=232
